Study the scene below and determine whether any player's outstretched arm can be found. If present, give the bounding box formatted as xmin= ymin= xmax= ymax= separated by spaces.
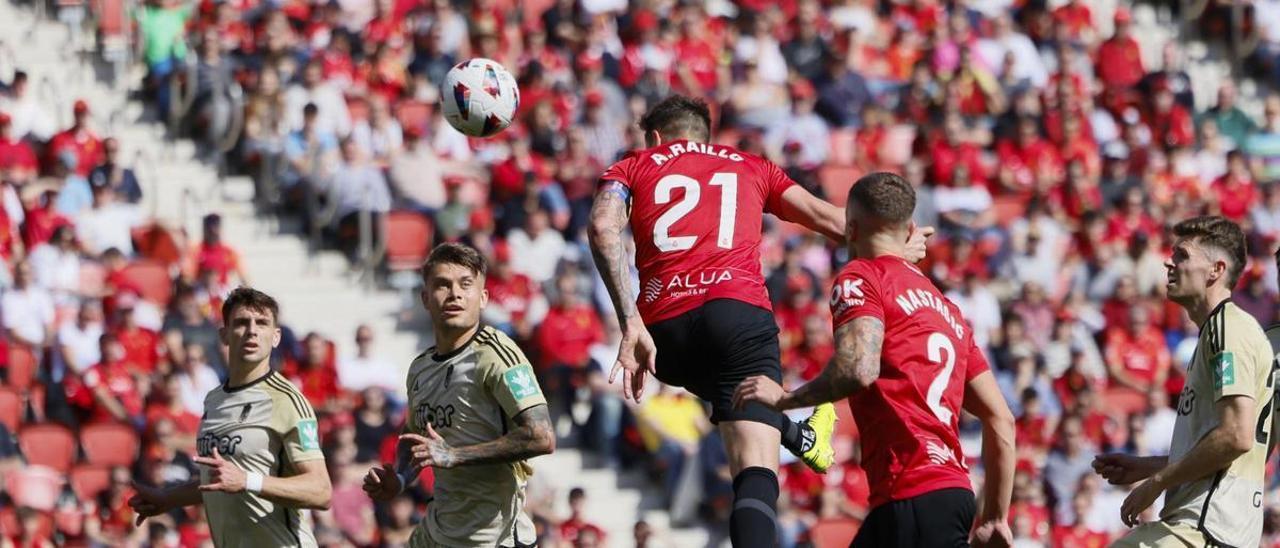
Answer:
xmin=129 ymin=480 xmax=203 ymax=526
xmin=736 ymin=317 xmax=885 ymax=411
xmin=775 ymin=185 xmax=845 ymax=242
xmin=1119 ymin=395 xmax=1255 ymax=527
xmin=588 ymin=180 xmax=655 ymax=401
xmin=962 ymin=371 xmax=1016 ymax=546
xmin=403 ymin=405 xmax=556 ymax=469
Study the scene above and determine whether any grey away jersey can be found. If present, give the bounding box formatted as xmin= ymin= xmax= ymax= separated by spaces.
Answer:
xmin=405 ymin=326 xmax=547 ymax=547
xmin=197 ymin=371 xmax=324 ymax=548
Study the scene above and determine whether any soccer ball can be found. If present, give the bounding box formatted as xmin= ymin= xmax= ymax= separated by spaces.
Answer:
xmin=441 ymin=58 xmax=520 ymax=138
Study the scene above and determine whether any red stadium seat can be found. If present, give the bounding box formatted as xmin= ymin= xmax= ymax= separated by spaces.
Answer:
xmin=5 ymin=465 xmax=65 ymax=511
xmin=97 ymin=0 xmax=125 ymax=38
xmin=384 ymin=210 xmax=433 ymax=272
xmin=79 ymin=422 xmax=139 ymax=467
xmin=7 ymin=344 xmax=38 ymax=393
xmin=828 ymin=129 xmax=857 ymax=167
xmin=69 ymin=464 xmax=112 ymax=501
xmin=819 ymin=166 xmax=862 ymax=207
xmin=0 ymin=386 xmax=21 ymax=432
xmin=119 ymin=260 xmax=172 ymax=306
xmin=810 ymin=518 xmax=862 ymax=547
xmin=19 ymin=423 xmax=77 ymax=473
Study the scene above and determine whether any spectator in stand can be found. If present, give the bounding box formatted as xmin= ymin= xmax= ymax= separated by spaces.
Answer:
xmin=1202 ymin=83 xmax=1255 ymax=150
xmin=171 ymin=342 xmax=219 ymax=416
xmin=137 ymin=0 xmax=192 ymax=117
xmin=113 ymin=293 xmax=161 ymax=375
xmin=335 ymin=324 xmax=399 ymax=395
xmin=351 ymin=95 xmax=402 ymax=167
xmin=814 ymin=51 xmax=873 ymax=128
xmin=534 ymin=268 xmax=604 ymax=425
xmin=57 ymin=300 xmax=104 ymax=379
xmin=0 ymin=113 xmax=37 ymax=187
xmin=88 ymin=138 xmax=142 ymax=204
xmin=1044 ymin=416 xmax=1098 ymax=525
xmin=184 ymin=213 xmax=247 ymax=287
xmin=1211 ymin=150 xmax=1257 ymax=221
xmin=286 ymin=332 xmax=341 ymax=412
xmin=1148 ymin=81 xmax=1195 ymax=150
xmin=52 ymin=149 xmax=94 ymax=219
xmin=66 ymin=333 xmax=144 ymax=426
xmin=1010 ymin=281 xmax=1056 ymax=349
xmin=0 ymin=71 xmax=55 ymax=141
xmin=388 ymin=125 xmax=483 ymax=216
xmin=284 ymin=59 xmax=352 ymax=137
xmin=75 ymin=179 xmax=144 ymax=256
xmin=1245 ymin=96 xmax=1280 ymax=183
xmin=47 ymin=100 xmax=103 ymax=178
xmin=947 ymin=270 xmax=1002 ymax=351
xmin=635 ymin=384 xmax=711 ymax=508
xmin=556 ymin=127 xmax=603 ymax=234
xmin=161 ymin=286 xmax=224 ymax=373
xmin=508 ymin=207 xmax=566 ymax=284
xmin=578 ymin=91 xmax=625 ymax=166
xmin=1140 ymin=43 xmax=1195 ymax=111
xmin=1103 ymin=304 xmax=1171 ymax=401
xmin=763 ymin=80 xmax=829 ymax=168
xmin=283 ymin=102 xmax=339 ymax=193
xmin=979 ymin=13 xmax=1048 ymax=90
xmin=353 ymin=387 xmax=395 ymax=463
xmin=1051 ymin=490 xmax=1111 ymax=547
xmin=327 ymin=138 xmax=391 ymax=261
xmin=3 ymin=260 xmax=55 ymax=354
xmin=483 ymin=240 xmax=547 ymax=340
xmin=559 ymin=487 xmax=606 ymax=546
xmin=28 ymin=225 xmax=81 ymax=308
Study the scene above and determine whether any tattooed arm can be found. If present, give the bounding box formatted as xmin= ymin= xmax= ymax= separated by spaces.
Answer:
xmin=734 ymin=317 xmax=885 ymax=411
xmin=403 ymin=405 xmax=556 ymax=469
xmin=587 ymin=180 xmax=656 ymax=400
xmin=780 ymin=317 xmax=884 ymax=409
xmin=587 ymin=181 xmax=638 ymax=328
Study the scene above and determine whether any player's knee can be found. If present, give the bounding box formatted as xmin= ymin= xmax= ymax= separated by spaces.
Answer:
xmin=720 ymin=420 xmax=780 ymax=471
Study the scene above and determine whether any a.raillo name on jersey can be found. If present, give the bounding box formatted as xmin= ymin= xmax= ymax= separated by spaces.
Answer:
xmin=651 ymin=142 xmax=744 ymax=166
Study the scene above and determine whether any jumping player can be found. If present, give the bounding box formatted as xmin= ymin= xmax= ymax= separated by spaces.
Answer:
xmin=734 ymin=172 xmax=1016 ymax=547
xmin=587 ymin=96 xmax=929 ymax=546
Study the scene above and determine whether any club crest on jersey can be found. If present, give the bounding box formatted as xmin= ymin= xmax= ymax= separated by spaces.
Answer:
xmin=298 ymin=419 xmax=320 ymax=451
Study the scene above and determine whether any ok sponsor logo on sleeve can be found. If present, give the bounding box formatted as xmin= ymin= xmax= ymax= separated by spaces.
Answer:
xmin=830 ymin=277 xmax=866 ymax=316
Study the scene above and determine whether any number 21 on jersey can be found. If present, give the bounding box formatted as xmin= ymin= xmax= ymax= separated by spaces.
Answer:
xmin=653 ymin=173 xmax=738 ymax=252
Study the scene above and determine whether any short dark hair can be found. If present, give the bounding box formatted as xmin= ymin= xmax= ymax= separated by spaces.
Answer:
xmin=422 ymin=242 xmax=487 ymax=280
xmin=639 ymin=95 xmax=712 ymax=142
xmin=1173 ymin=215 xmax=1247 ymax=287
xmin=221 ymin=287 xmax=281 ymax=325
xmin=847 ymin=172 xmax=916 ymax=226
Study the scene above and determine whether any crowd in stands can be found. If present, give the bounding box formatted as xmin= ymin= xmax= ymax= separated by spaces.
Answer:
xmin=7 ymin=0 xmax=1280 ymax=546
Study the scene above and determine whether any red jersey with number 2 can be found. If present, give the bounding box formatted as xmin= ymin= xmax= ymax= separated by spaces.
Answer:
xmin=600 ymin=140 xmax=794 ymax=324
xmin=829 ymin=255 xmax=990 ymax=509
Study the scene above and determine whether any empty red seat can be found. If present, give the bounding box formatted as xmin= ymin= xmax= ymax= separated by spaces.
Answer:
xmin=828 ymin=129 xmax=857 ymax=167
xmin=819 ymin=166 xmax=863 ymax=207
xmin=384 ymin=211 xmax=434 ymax=272
xmin=809 ymin=518 xmax=862 ymax=548
xmin=79 ymin=422 xmax=139 ymax=467
xmin=118 ymin=260 xmax=172 ymax=306
xmin=0 ymin=387 xmax=20 ymax=432
xmin=19 ymin=423 xmax=76 ymax=473
xmin=69 ymin=464 xmax=112 ymax=501
xmin=6 ymin=465 xmax=64 ymax=512
xmin=7 ymin=345 xmax=38 ymax=393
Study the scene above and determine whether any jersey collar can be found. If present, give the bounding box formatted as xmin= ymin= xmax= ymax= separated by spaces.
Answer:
xmin=431 ymin=325 xmax=486 ymax=362
xmin=1199 ymin=298 xmax=1232 ymax=330
xmin=224 ymin=369 xmax=276 ymax=393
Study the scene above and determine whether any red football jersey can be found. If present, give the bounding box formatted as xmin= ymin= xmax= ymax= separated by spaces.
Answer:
xmin=600 ymin=139 xmax=794 ymax=324
xmin=829 ymin=255 xmax=989 ymax=508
